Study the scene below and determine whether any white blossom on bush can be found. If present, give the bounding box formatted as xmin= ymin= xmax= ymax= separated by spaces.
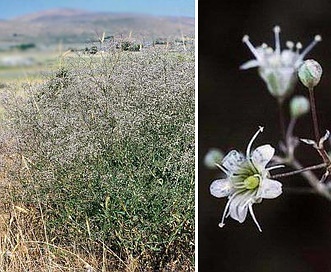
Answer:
xmin=241 ymin=26 xmax=321 ymax=100
xmin=210 ymin=127 xmax=282 ymax=232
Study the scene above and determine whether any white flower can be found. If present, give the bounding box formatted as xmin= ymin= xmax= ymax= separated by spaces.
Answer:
xmin=210 ymin=127 xmax=283 ymax=232
xmin=241 ymin=26 xmax=321 ymax=100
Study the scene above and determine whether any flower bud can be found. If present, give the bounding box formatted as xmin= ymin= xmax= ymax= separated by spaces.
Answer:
xmin=204 ymin=148 xmax=224 ymax=169
xmin=298 ymin=59 xmax=322 ymax=89
xmin=290 ymin=95 xmax=310 ymax=118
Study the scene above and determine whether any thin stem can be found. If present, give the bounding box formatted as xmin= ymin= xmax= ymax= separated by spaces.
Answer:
xmin=278 ymin=99 xmax=286 ymax=141
xmin=273 ymin=155 xmax=331 ymax=200
xmin=286 ymin=117 xmax=297 ymax=142
xmin=284 ymin=117 xmax=297 ymax=159
xmin=270 ymin=162 xmax=326 ymax=179
xmin=308 ymin=88 xmax=331 ymax=164
xmin=308 ymin=87 xmax=320 ymax=142
xmin=318 ymin=148 xmax=331 ymax=165
xmin=290 ymin=160 xmax=319 ymax=183
xmin=290 ymin=159 xmax=331 ymax=201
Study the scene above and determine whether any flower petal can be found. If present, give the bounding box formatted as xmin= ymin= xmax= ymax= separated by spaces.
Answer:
xmin=222 ymin=150 xmax=245 ymax=173
xmin=210 ymin=179 xmax=232 ymax=198
xmin=281 ymin=50 xmax=297 ymax=66
xmin=251 ymin=144 xmax=275 ymax=170
xmin=278 ymin=68 xmax=297 ymax=96
xmin=228 ymin=192 xmax=251 ymax=223
xmin=259 ymin=178 xmax=282 ymax=199
xmin=240 ymin=59 xmax=260 ymax=70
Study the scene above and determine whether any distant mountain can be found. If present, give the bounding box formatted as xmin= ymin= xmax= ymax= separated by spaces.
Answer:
xmin=0 ymin=8 xmax=194 ymax=46
xmin=12 ymin=8 xmax=92 ymax=22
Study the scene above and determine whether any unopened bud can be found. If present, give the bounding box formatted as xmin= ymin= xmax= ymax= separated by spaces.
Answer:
xmin=204 ymin=148 xmax=224 ymax=169
xmin=298 ymin=59 xmax=322 ymax=89
xmin=290 ymin=95 xmax=310 ymax=118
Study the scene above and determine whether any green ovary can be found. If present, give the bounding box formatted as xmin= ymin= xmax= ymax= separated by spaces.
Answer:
xmin=243 ymin=175 xmax=260 ymax=190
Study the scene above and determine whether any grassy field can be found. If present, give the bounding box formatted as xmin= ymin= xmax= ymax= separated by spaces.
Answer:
xmin=0 ymin=44 xmax=195 ymax=271
xmin=0 ymin=51 xmax=63 ymax=99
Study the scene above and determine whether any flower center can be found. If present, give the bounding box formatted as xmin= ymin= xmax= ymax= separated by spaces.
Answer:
xmin=243 ymin=175 xmax=260 ymax=190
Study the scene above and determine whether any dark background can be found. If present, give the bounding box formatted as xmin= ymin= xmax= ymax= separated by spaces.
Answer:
xmin=199 ymin=0 xmax=331 ymax=271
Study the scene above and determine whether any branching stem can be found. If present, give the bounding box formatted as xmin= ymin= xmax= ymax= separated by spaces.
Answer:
xmin=270 ymin=162 xmax=327 ymax=179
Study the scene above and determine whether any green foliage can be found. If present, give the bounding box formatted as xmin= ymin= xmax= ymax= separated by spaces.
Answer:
xmin=10 ymin=43 xmax=36 ymax=51
xmin=121 ymin=41 xmax=141 ymax=51
xmin=84 ymin=46 xmax=98 ymax=54
xmin=89 ymin=45 xmax=98 ymax=54
xmin=3 ymin=49 xmax=194 ymax=270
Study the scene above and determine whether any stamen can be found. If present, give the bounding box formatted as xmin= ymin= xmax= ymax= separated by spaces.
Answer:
xmin=295 ymin=42 xmax=302 ymax=53
xmin=215 ymin=163 xmax=230 ymax=175
xmin=261 ymin=43 xmax=268 ymax=48
xmin=273 ymin=25 xmax=281 ymax=55
xmin=242 ymin=35 xmax=263 ymax=62
xmin=233 ymin=184 xmax=248 ymax=190
xmin=248 ymin=203 xmax=262 ymax=232
xmin=243 ymin=192 xmax=254 ymax=207
xmin=246 ymin=126 xmax=264 ymax=159
xmin=266 ymin=47 xmax=273 ymax=54
xmin=297 ymin=35 xmax=322 ymax=62
xmin=219 ymin=197 xmax=232 ymax=228
xmin=286 ymin=41 xmax=294 ymax=50
xmin=219 ymin=191 xmax=241 ymax=228
xmin=254 ymin=173 xmax=262 ymax=179
xmin=242 ymin=35 xmax=249 ymax=42
xmin=266 ymin=164 xmax=285 ymax=171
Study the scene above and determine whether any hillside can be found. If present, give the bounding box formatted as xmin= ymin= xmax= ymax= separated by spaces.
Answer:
xmin=0 ymin=8 xmax=194 ymax=47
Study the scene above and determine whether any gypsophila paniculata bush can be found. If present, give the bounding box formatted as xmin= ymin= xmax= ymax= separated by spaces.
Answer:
xmin=1 ymin=47 xmax=194 ymax=270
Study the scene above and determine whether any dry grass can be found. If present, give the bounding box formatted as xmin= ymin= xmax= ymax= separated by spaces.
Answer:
xmin=0 ymin=200 xmax=193 ymax=271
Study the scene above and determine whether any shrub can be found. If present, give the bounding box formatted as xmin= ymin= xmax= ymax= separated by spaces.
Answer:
xmin=1 ymin=48 xmax=195 ymax=270
xmin=121 ymin=41 xmax=141 ymax=52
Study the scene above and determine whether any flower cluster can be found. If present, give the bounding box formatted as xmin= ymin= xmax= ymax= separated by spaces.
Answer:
xmin=208 ymin=26 xmax=330 ymax=233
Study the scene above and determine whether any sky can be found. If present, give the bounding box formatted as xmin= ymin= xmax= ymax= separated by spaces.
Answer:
xmin=0 ymin=0 xmax=195 ymax=19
